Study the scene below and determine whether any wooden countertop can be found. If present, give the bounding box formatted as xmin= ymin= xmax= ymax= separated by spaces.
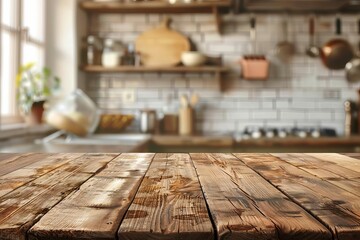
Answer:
xmin=152 ymin=135 xmax=360 ymax=147
xmin=236 ymin=136 xmax=360 ymax=147
xmin=0 ymin=153 xmax=359 ymax=240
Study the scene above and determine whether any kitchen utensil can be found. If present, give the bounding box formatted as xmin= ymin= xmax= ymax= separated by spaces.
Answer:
xmin=274 ymin=15 xmax=295 ymax=63
xmin=306 ymin=16 xmax=320 ymax=58
xmin=190 ymin=94 xmax=199 ymax=107
xmin=135 ymin=17 xmax=190 ymax=67
xmin=45 ymin=89 xmax=101 ymax=137
xmin=346 ymin=20 xmax=360 ymax=82
xmin=181 ymin=51 xmax=207 ymax=67
xmin=241 ymin=17 xmax=269 ymax=80
xmin=320 ymin=17 xmax=354 ymax=70
xmin=179 ymin=106 xmax=195 ymax=136
xmin=344 ymin=100 xmax=358 ymax=137
xmin=180 ymin=94 xmax=189 ymax=108
xmin=161 ymin=114 xmax=179 ymax=134
xmin=140 ymin=109 xmax=157 ymax=134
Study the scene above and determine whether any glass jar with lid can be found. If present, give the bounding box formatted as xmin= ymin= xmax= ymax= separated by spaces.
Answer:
xmin=102 ymin=39 xmax=125 ymax=67
xmin=45 ymin=89 xmax=101 ymax=137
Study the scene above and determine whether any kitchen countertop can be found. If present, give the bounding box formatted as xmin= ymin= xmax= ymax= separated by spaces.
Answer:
xmin=1 ymin=134 xmax=360 ymax=153
xmin=235 ymin=136 xmax=360 ymax=147
xmin=0 ymin=153 xmax=359 ymax=240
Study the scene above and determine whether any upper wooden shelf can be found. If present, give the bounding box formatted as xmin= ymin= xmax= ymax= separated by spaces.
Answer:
xmin=79 ymin=1 xmax=231 ymax=14
xmin=81 ymin=65 xmax=229 ymax=90
xmin=81 ymin=65 xmax=228 ymax=73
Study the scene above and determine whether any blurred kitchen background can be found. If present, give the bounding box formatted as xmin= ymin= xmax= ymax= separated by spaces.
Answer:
xmin=1 ymin=0 xmax=360 ymax=153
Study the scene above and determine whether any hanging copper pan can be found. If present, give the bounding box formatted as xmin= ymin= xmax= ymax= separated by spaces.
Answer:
xmin=320 ymin=18 xmax=354 ymax=70
xmin=346 ymin=19 xmax=360 ymax=83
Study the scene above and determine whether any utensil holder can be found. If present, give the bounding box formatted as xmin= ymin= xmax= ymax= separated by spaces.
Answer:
xmin=241 ymin=56 xmax=269 ymax=80
xmin=179 ymin=107 xmax=195 ymax=136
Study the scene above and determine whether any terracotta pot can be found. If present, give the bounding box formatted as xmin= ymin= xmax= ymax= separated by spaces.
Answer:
xmin=25 ymin=101 xmax=45 ymax=125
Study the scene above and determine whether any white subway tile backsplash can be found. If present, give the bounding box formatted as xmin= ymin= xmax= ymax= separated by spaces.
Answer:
xmin=237 ymin=101 xmax=261 ymax=109
xmin=280 ymin=111 xmax=306 ymax=120
xmin=226 ymin=111 xmax=251 ymax=120
xmin=137 ymin=90 xmax=160 ymax=99
xmin=261 ymin=101 xmax=274 ymax=109
xmin=194 ymin=15 xmax=214 ymax=23
xmin=291 ymin=101 xmax=317 ymax=109
xmin=85 ymin=13 xmax=360 ymax=135
xmin=252 ymin=110 xmax=278 ymax=120
xmin=123 ymin=15 xmax=148 ymax=23
xmin=207 ymin=43 xmax=237 ymax=53
xmin=307 ymin=111 xmax=332 ymax=120
xmin=275 ymin=100 xmax=290 ymax=109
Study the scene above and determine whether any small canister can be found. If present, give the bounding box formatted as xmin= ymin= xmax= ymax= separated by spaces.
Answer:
xmin=140 ymin=109 xmax=157 ymax=134
xmin=179 ymin=106 xmax=195 ymax=136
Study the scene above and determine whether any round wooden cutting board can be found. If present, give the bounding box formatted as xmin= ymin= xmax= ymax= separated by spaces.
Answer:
xmin=136 ymin=18 xmax=190 ymax=67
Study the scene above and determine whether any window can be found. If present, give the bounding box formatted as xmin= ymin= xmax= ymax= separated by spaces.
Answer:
xmin=0 ymin=0 xmax=45 ymax=126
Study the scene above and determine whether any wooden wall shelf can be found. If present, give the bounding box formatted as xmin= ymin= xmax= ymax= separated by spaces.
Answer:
xmin=81 ymin=65 xmax=227 ymax=73
xmin=80 ymin=1 xmax=231 ymax=14
xmin=79 ymin=1 xmax=231 ymax=33
xmin=81 ymin=65 xmax=229 ymax=91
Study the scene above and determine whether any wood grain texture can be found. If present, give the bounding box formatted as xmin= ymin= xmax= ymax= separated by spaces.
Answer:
xmin=235 ymin=153 xmax=360 ymax=240
xmin=0 ymin=153 xmax=50 ymax=177
xmin=0 ymin=153 xmax=84 ymax=198
xmin=0 ymin=153 xmax=21 ymax=162
xmin=29 ymin=153 xmax=154 ymax=240
xmin=136 ymin=20 xmax=190 ymax=67
xmin=307 ymin=153 xmax=360 ymax=173
xmin=273 ymin=153 xmax=360 ymax=197
xmin=0 ymin=153 xmax=118 ymax=240
xmin=118 ymin=153 xmax=214 ymax=240
xmin=192 ymin=153 xmax=330 ymax=240
xmin=342 ymin=153 xmax=360 ymax=160
xmin=80 ymin=0 xmax=231 ymax=14
xmin=0 ymin=153 xmax=359 ymax=240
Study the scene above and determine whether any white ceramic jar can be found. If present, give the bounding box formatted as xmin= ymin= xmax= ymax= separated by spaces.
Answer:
xmin=102 ymin=39 xmax=121 ymax=68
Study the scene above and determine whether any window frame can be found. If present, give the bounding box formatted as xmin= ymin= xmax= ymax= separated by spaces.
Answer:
xmin=0 ymin=0 xmax=46 ymax=127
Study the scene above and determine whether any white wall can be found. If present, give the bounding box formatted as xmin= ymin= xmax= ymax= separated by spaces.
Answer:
xmin=45 ymin=0 xmax=84 ymax=96
xmin=87 ymin=13 xmax=360 ymax=135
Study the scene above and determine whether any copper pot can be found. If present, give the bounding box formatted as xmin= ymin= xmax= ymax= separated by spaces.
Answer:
xmin=320 ymin=18 xmax=354 ymax=70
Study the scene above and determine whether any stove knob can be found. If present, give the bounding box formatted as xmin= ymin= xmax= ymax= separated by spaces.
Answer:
xmin=298 ymin=130 xmax=307 ymax=138
xmin=278 ymin=129 xmax=288 ymax=138
xmin=311 ymin=129 xmax=320 ymax=138
xmin=265 ymin=129 xmax=275 ymax=138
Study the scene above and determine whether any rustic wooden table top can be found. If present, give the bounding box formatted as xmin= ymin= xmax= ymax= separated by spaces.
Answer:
xmin=0 ymin=153 xmax=359 ymax=240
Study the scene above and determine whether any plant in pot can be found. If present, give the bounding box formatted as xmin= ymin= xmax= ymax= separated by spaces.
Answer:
xmin=16 ymin=63 xmax=60 ymax=125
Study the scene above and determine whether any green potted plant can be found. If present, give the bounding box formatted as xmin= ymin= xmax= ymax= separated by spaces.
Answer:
xmin=16 ymin=63 xmax=60 ymax=125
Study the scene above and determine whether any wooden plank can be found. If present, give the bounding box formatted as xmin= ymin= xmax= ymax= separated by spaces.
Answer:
xmin=0 ymin=153 xmax=84 ymax=198
xmin=0 ymin=153 xmax=50 ymax=177
xmin=307 ymin=153 xmax=360 ymax=173
xmin=118 ymin=153 xmax=214 ymax=240
xmin=191 ymin=153 xmax=330 ymax=240
xmin=0 ymin=153 xmax=21 ymax=162
xmin=81 ymin=65 xmax=228 ymax=74
xmin=342 ymin=153 xmax=360 ymax=160
xmin=273 ymin=153 xmax=360 ymax=197
xmin=29 ymin=153 xmax=154 ymax=240
xmin=0 ymin=153 xmax=119 ymax=240
xmin=80 ymin=1 xmax=231 ymax=14
xmin=151 ymin=135 xmax=233 ymax=147
xmin=235 ymin=153 xmax=360 ymax=240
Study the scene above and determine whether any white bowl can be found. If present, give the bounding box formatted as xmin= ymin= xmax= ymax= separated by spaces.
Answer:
xmin=181 ymin=51 xmax=207 ymax=67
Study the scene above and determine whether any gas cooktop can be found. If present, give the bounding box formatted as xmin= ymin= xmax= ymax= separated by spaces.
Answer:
xmin=236 ymin=127 xmax=337 ymax=141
